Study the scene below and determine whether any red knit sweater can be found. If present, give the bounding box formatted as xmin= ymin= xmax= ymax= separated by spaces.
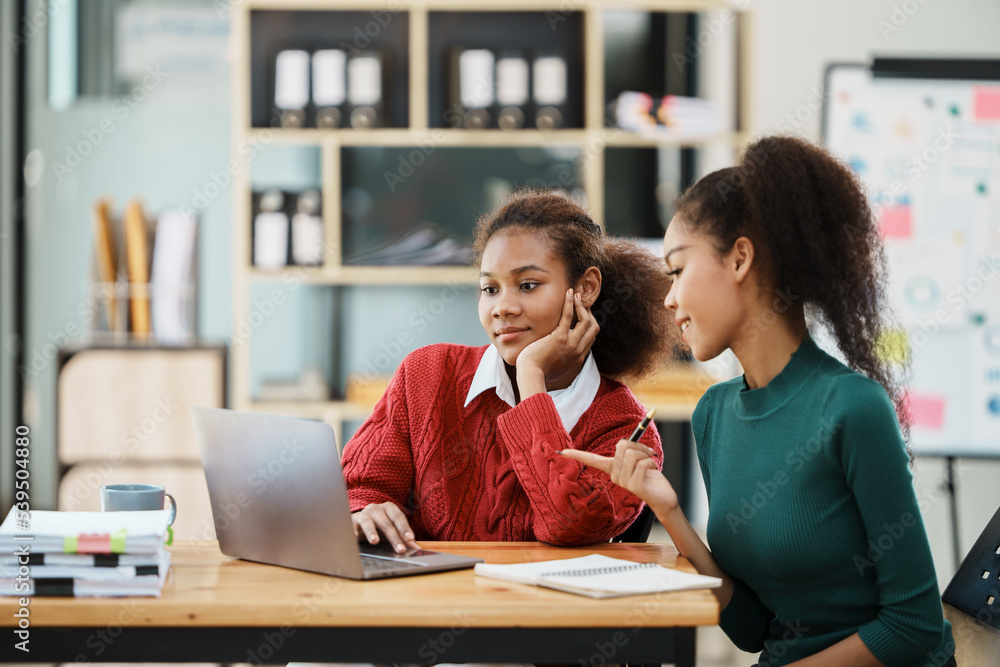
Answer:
xmin=341 ymin=343 xmax=663 ymax=546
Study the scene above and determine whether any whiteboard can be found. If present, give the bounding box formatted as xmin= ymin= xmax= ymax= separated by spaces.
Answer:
xmin=822 ymin=62 xmax=1000 ymax=458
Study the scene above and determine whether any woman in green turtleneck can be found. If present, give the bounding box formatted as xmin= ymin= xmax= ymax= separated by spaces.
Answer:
xmin=563 ymin=136 xmax=955 ymax=667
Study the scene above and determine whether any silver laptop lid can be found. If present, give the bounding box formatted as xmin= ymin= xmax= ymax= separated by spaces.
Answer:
xmin=192 ymin=407 xmax=364 ymax=578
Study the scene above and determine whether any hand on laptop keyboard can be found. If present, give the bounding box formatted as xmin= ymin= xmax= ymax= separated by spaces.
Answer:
xmin=351 ymin=502 xmax=420 ymax=553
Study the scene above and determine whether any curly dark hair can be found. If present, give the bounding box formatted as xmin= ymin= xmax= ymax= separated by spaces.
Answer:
xmin=673 ymin=135 xmax=909 ymax=436
xmin=473 ymin=190 xmax=677 ymax=381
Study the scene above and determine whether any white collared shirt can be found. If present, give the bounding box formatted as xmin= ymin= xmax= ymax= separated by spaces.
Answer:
xmin=464 ymin=344 xmax=601 ymax=433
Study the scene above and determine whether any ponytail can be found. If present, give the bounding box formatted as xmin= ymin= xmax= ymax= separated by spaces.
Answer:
xmin=674 ymin=135 xmax=908 ymax=435
xmin=589 ymin=239 xmax=677 ymax=379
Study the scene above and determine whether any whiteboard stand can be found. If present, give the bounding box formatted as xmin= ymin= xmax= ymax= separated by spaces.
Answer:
xmin=945 ymin=456 xmax=961 ymax=571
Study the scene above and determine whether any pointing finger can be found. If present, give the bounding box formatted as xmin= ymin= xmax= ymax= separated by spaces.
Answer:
xmin=560 ymin=448 xmax=613 ymax=474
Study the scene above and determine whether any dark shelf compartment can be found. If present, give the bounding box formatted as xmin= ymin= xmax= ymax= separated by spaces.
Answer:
xmin=249 ymin=10 xmax=410 ymax=129
xmin=340 ymin=145 xmax=583 ymax=262
xmin=603 ymin=10 xmax=703 ymax=239
xmin=604 ymin=147 xmax=665 ymax=239
xmin=604 ymin=11 xmax=697 ymax=110
xmin=427 ymin=11 xmax=585 ymax=129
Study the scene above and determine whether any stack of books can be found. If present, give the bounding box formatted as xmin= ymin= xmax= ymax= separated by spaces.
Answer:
xmin=0 ymin=508 xmax=172 ymax=597
xmin=613 ymin=91 xmax=719 ymax=138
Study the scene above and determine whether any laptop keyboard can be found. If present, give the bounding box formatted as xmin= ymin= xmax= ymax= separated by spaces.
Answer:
xmin=360 ymin=554 xmax=423 ymax=572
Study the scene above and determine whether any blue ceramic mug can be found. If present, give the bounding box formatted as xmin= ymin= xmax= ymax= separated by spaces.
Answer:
xmin=100 ymin=483 xmax=176 ymax=526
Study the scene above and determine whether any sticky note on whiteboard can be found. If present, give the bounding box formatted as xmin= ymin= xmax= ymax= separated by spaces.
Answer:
xmin=879 ymin=204 xmax=913 ymax=239
xmin=877 ymin=329 xmax=910 ymax=365
xmin=906 ymin=392 xmax=947 ymax=431
xmin=972 ymin=86 xmax=1000 ymax=122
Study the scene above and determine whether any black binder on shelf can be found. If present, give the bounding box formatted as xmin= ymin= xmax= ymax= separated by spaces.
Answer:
xmin=273 ymin=49 xmax=310 ymax=128
xmin=290 ymin=189 xmax=324 ymax=266
xmin=312 ymin=49 xmax=347 ymax=128
xmin=496 ymin=52 xmax=530 ymax=130
xmin=346 ymin=51 xmax=387 ymax=129
xmin=449 ymin=47 xmax=495 ymax=129
xmin=532 ymin=54 xmax=568 ymax=130
xmin=251 ymin=189 xmax=289 ymax=270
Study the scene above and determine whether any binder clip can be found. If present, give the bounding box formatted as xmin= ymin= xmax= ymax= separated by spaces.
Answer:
xmin=316 ymin=107 xmax=342 ymax=129
xmin=535 ymin=107 xmax=563 ymax=131
xmin=498 ymin=107 xmax=525 ymax=131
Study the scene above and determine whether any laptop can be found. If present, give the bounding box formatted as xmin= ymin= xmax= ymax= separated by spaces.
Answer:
xmin=192 ymin=407 xmax=483 ymax=579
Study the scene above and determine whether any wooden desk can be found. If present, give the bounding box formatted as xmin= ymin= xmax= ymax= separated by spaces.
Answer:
xmin=0 ymin=540 xmax=719 ymax=665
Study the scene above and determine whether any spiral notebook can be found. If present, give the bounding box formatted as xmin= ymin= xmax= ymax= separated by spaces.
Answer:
xmin=474 ymin=554 xmax=722 ymax=599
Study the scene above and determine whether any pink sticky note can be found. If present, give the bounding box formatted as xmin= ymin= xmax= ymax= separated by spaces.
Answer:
xmin=973 ymin=86 xmax=1000 ymax=122
xmin=879 ymin=204 xmax=912 ymax=239
xmin=76 ymin=532 xmax=112 ymax=554
xmin=905 ymin=392 xmax=947 ymax=431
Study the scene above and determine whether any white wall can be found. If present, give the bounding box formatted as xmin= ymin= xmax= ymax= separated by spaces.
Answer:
xmin=751 ymin=0 xmax=999 ymax=137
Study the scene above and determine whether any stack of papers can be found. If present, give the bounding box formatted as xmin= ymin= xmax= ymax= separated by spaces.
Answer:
xmin=475 ymin=553 xmax=722 ymax=599
xmin=346 ymin=223 xmax=474 ymax=266
xmin=0 ymin=508 xmax=172 ymax=597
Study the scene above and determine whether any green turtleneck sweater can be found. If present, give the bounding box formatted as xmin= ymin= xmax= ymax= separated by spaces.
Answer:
xmin=692 ymin=335 xmax=954 ymax=666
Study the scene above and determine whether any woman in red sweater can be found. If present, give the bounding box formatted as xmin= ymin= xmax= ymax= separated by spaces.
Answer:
xmin=342 ymin=190 xmax=676 ymax=550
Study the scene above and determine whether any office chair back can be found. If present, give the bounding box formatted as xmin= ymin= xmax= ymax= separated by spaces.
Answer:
xmin=942 ymin=504 xmax=1000 ymax=630
xmin=612 ymin=504 xmax=656 ymax=543
xmin=941 ymin=503 xmax=1000 ymax=665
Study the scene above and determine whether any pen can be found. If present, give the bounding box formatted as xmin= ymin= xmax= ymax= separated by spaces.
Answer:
xmin=628 ymin=408 xmax=656 ymax=442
